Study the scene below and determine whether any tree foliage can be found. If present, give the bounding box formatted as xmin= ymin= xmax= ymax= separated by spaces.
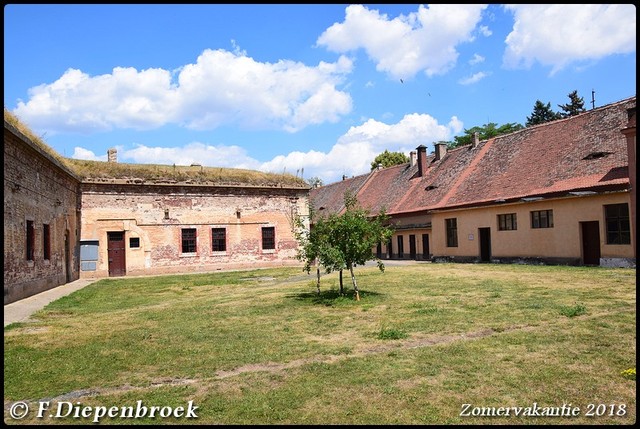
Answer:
xmin=558 ymin=90 xmax=586 ymax=118
xmin=294 ymin=192 xmax=393 ymax=300
xmin=371 ymin=150 xmax=409 ymax=170
xmin=447 ymin=122 xmax=524 ymax=148
xmin=306 ymin=176 xmax=324 ymax=188
xmin=526 ymin=100 xmax=562 ymax=126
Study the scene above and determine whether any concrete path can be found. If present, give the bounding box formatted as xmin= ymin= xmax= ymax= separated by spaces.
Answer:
xmin=4 ymin=278 xmax=98 ymax=327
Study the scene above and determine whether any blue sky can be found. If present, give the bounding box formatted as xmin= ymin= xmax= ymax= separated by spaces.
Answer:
xmin=4 ymin=4 xmax=636 ymax=184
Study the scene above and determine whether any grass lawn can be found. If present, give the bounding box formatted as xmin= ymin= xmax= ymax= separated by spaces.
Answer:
xmin=3 ymin=263 xmax=636 ymax=425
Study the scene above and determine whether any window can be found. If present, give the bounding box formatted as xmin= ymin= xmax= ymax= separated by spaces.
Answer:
xmin=43 ymin=224 xmax=51 ymax=260
xmin=397 ymin=235 xmax=404 ymax=258
xmin=498 ymin=213 xmax=517 ymax=231
xmin=446 ymin=218 xmax=458 ymax=247
xmin=129 ymin=237 xmax=140 ymax=248
xmin=26 ymin=220 xmax=35 ymax=261
xmin=531 ymin=210 xmax=553 ymax=229
xmin=605 ymin=203 xmax=630 ymax=244
xmin=262 ymin=227 xmax=275 ymax=250
xmin=80 ymin=240 xmax=99 ymax=271
xmin=181 ymin=228 xmax=197 ymax=253
xmin=212 ymin=228 xmax=226 ymax=251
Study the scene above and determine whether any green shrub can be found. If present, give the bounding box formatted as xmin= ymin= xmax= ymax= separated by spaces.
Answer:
xmin=377 ymin=327 xmax=408 ymax=340
xmin=560 ymin=302 xmax=587 ymax=317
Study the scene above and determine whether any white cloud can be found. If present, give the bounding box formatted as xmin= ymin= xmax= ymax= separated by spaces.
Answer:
xmin=458 ymin=71 xmax=490 ymax=85
xmin=13 ymin=49 xmax=354 ymax=135
xmin=72 ymin=146 xmax=108 ymax=162
xmin=70 ymin=113 xmax=462 ymax=184
xmin=121 ymin=142 xmax=261 ymax=170
xmin=74 ymin=142 xmax=259 ymax=169
xmin=478 ymin=25 xmax=492 ymax=37
xmin=469 ymin=54 xmax=485 ymax=65
xmin=317 ymin=4 xmax=488 ymax=80
xmin=260 ymin=113 xmax=463 ymax=183
xmin=503 ymin=4 xmax=636 ymax=75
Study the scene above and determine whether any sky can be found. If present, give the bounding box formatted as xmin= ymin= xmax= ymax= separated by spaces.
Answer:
xmin=4 ymin=4 xmax=636 ymax=185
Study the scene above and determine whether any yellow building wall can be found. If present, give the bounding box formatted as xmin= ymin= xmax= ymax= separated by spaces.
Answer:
xmin=383 ymin=213 xmax=432 ymax=259
xmin=430 ymin=192 xmax=634 ymax=264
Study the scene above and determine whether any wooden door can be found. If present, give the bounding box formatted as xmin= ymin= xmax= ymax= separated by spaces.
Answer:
xmin=581 ymin=221 xmax=601 ymax=266
xmin=409 ymin=235 xmax=417 ymax=259
xmin=479 ymin=228 xmax=491 ymax=262
xmin=107 ymin=232 xmax=126 ymax=276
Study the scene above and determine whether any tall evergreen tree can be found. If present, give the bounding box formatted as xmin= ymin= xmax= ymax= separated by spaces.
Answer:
xmin=558 ymin=90 xmax=586 ymax=118
xmin=526 ymin=100 xmax=561 ymax=126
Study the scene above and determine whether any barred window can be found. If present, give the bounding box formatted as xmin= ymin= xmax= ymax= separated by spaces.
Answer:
xmin=129 ymin=237 xmax=140 ymax=248
xmin=605 ymin=204 xmax=630 ymax=244
xmin=181 ymin=228 xmax=197 ymax=253
xmin=531 ymin=210 xmax=553 ymax=229
xmin=212 ymin=228 xmax=226 ymax=251
xmin=262 ymin=227 xmax=275 ymax=250
xmin=498 ymin=213 xmax=517 ymax=231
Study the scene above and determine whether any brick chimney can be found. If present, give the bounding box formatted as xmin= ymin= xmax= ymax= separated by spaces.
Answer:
xmin=107 ymin=148 xmax=117 ymax=163
xmin=434 ymin=143 xmax=447 ymax=161
xmin=472 ymin=132 xmax=479 ymax=148
xmin=416 ymin=145 xmax=427 ymax=177
xmin=410 ymin=151 xmax=417 ymax=167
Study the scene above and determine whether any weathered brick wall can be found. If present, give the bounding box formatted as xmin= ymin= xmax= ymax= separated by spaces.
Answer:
xmin=79 ymin=183 xmax=310 ymax=277
xmin=4 ymin=126 xmax=81 ymax=304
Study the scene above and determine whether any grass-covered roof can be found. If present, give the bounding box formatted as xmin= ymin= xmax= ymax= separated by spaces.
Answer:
xmin=65 ymin=158 xmax=309 ymax=188
xmin=5 ymin=109 xmax=309 ymax=189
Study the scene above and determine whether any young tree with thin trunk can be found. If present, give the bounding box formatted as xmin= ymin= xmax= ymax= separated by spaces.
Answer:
xmin=294 ymin=192 xmax=393 ymax=300
xmin=324 ymin=192 xmax=393 ymax=300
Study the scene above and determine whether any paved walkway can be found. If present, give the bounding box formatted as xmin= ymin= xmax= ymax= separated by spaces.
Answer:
xmin=4 ymin=278 xmax=98 ymax=327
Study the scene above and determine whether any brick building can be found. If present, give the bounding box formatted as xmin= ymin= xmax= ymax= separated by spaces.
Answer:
xmin=311 ymin=96 xmax=636 ymax=268
xmin=4 ymin=110 xmax=310 ymax=304
xmin=4 ymin=113 xmax=82 ymax=304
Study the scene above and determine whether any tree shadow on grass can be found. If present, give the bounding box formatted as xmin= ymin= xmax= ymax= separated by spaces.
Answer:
xmin=286 ymin=289 xmax=384 ymax=306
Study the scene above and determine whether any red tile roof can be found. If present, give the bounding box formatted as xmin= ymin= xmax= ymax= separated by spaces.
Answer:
xmin=309 ymin=173 xmax=370 ymax=217
xmin=311 ymin=96 xmax=635 ymax=218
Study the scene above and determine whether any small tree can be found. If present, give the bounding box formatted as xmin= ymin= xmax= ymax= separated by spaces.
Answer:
xmin=371 ymin=150 xmax=409 ymax=170
xmin=325 ymin=192 xmax=393 ymax=300
xmin=526 ymin=100 xmax=562 ymax=126
xmin=294 ymin=192 xmax=393 ymax=300
xmin=294 ymin=207 xmax=344 ymax=295
xmin=307 ymin=176 xmax=324 ymax=188
xmin=558 ymin=90 xmax=586 ymax=118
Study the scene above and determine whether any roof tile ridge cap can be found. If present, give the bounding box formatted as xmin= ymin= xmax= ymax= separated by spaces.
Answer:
xmin=352 ymin=168 xmax=379 ymax=204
